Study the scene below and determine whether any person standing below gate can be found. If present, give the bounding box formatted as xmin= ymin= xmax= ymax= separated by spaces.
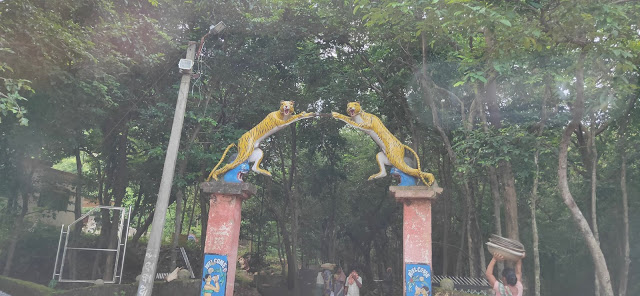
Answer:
xmin=316 ymin=270 xmax=325 ymax=296
xmin=485 ymin=253 xmax=524 ymax=296
xmin=382 ymin=267 xmax=393 ymax=296
xmin=345 ymin=269 xmax=362 ymax=296
xmin=323 ymin=266 xmax=334 ymax=296
xmin=333 ymin=266 xmax=346 ymax=296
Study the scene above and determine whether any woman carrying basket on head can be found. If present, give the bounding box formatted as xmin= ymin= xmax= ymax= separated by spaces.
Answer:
xmin=485 ymin=253 xmax=525 ymax=296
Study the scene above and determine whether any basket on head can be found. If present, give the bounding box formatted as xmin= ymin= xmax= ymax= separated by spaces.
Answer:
xmin=321 ymin=263 xmax=335 ymax=270
xmin=487 ymin=234 xmax=524 ymax=261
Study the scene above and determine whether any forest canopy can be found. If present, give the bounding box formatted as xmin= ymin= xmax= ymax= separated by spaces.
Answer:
xmin=0 ymin=0 xmax=639 ymax=296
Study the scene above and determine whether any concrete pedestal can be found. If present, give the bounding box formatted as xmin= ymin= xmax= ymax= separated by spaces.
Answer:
xmin=389 ymin=185 xmax=442 ymax=296
xmin=200 ymin=181 xmax=256 ymax=296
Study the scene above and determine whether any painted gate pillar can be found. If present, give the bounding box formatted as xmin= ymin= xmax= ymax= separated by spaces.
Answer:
xmin=200 ymin=181 xmax=256 ymax=296
xmin=389 ymin=185 xmax=443 ymax=296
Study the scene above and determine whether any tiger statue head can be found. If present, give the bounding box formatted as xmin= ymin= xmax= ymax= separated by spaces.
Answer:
xmin=280 ymin=100 xmax=295 ymax=117
xmin=346 ymin=101 xmax=362 ymax=117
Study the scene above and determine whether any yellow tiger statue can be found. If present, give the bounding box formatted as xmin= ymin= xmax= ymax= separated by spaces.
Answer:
xmin=207 ymin=101 xmax=314 ymax=181
xmin=332 ymin=102 xmax=435 ymax=186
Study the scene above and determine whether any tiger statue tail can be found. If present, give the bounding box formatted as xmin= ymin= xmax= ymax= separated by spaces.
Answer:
xmin=403 ymin=145 xmax=435 ymax=186
xmin=207 ymin=143 xmax=237 ymax=181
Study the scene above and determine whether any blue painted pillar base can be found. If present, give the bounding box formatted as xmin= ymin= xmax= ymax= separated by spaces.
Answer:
xmin=390 ymin=167 xmax=419 ymax=186
xmin=222 ymin=161 xmax=250 ymax=183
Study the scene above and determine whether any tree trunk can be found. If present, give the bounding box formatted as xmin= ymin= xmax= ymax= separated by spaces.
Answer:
xmin=477 ymin=90 xmax=504 ymax=274
xmin=362 ymin=243 xmax=374 ymax=287
xmin=104 ymin=129 xmax=129 ymax=280
xmin=616 ymin=96 xmax=635 ymax=296
xmin=482 ymin=28 xmax=520 ymax=242
xmin=287 ymin=126 xmax=300 ymax=294
xmin=92 ymin=116 xmax=126 ymax=280
xmin=130 ymin=185 xmax=143 ymax=227
xmin=171 ymin=121 xmax=203 ymax=269
xmin=474 ymin=181 xmax=486 ymax=273
xmin=618 ymin=153 xmax=630 ymax=296
xmin=476 ymin=89 xmax=498 ymax=213
xmin=4 ymin=180 xmax=17 ymax=215
xmin=485 ymin=82 xmax=520 ymax=241
xmin=93 ymin=207 xmax=111 ymax=279
xmin=419 ymin=32 xmax=476 ymax=278
xmin=289 ymin=197 xmax=300 ymax=294
xmin=136 ymin=200 xmax=145 ymax=228
xmin=280 ymin=219 xmax=299 ymax=292
xmin=531 ymin=151 xmax=541 ymax=296
xmin=267 ymin=126 xmax=303 ymax=293
xmin=69 ymin=147 xmax=84 ymax=279
xmin=455 ymin=212 xmax=467 ymax=276
xmin=275 ymin=219 xmax=286 ymax=276
xmin=487 ymin=168 xmax=504 ymax=275
xmin=499 ymin=162 xmax=519 ymax=240
xmin=589 ymin=118 xmax=601 ymax=296
xmin=256 ymin=187 xmax=265 ymax=255
xmin=74 ymin=148 xmax=83 ymax=221
xmin=170 ymin=180 xmax=185 ymax=270
xmin=488 ymin=167 xmax=502 ymax=237
xmin=557 ymin=50 xmax=613 ymax=296
xmin=131 ymin=210 xmax=155 ymax=245
xmin=104 ymin=213 xmax=122 ymax=281
xmin=186 ymin=186 xmax=198 ymax=238
xmin=529 ymin=74 xmax=552 ymax=296
xmin=2 ymin=189 xmax=29 ymax=276
xmin=200 ymin=192 xmax=208 ymax=253
xmin=91 ymin=161 xmax=109 ymax=279
xmin=464 ymin=181 xmax=476 ymax=277
xmin=180 ymin=190 xmax=188 ymax=230
xmin=589 ymin=119 xmax=600 ymax=244
xmin=440 ymin=154 xmax=452 ymax=275
xmin=326 ymin=202 xmax=337 ymax=263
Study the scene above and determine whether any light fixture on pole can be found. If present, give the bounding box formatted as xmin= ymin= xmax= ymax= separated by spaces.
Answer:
xmin=197 ymin=21 xmax=226 ymax=58
xmin=180 ymin=22 xmax=226 ymax=74
xmin=210 ymin=21 xmax=226 ymax=34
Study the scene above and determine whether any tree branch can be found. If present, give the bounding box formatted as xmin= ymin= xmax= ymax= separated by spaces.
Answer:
xmin=434 ymin=85 xmax=465 ymax=118
xmin=612 ymin=0 xmax=639 ymax=4
xmin=346 ymin=42 xmax=388 ymax=87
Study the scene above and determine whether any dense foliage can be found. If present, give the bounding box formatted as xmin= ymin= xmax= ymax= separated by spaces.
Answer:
xmin=1 ymin=0 xmax=639 ymax=295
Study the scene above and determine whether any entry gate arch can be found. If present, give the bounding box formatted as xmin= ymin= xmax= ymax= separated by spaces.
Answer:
xmin=199 ymin=101 xmax=442 ymax=296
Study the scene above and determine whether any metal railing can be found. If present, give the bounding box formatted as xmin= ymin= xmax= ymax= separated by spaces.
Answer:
xmin=52 ymin=206 xmax=132 ymax=284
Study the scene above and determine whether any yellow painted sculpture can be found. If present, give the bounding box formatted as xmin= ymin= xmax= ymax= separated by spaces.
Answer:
xmin=332 ymin=102 xmax=435 ymax=186
xmin=207 ymin=101 xmax=314 ymax=181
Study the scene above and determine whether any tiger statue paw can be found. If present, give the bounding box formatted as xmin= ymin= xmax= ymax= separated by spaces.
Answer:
xmin=332 ymin=102 xmax=435 ymax=186
xmin=207 ymin=101 xmax=314 ymax=181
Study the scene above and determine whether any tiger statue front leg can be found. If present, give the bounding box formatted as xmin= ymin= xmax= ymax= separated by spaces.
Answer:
xmin=207 ymin=101 xmax=315 ymax=181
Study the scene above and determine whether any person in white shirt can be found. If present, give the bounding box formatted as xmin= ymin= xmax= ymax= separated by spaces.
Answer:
xmin=316 ymin=271 xmax=325 ymax=296
xmin=345 ymin=269 xmax=362 ymax=296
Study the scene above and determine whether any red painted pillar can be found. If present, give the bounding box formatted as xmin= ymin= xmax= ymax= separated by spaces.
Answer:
xmin=200 ymin=181 xmax=256 ymax=296
xmin=389 ymin=185 xmax=442 ymax=296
